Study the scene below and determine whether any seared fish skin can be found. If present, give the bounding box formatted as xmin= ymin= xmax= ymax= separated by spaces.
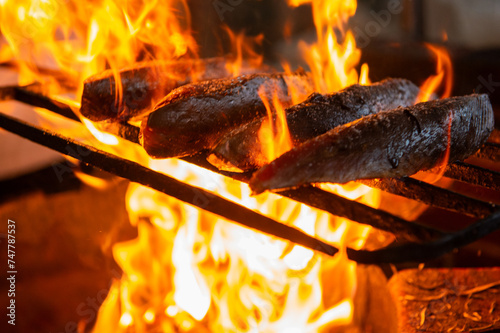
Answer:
xmin=211 ymin=78 xmax=420 ymax=172
xmin=141 ymin=72 xmax=313 ymax=158
xmin=249 ymin=94 xmax=494 ymax=194
xmin=81 ymin=57 xmax=236 ymax=122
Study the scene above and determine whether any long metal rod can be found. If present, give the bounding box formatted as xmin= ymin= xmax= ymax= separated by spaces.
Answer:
xmin=0 ymin=111 xmax=338 ymax=256
xmin=359 ymin=177 xmax=497 ymax=218
xmin=348 ymin=209 xmax=500 ymax=264
xmin=444 ymin=162 xmax=500 ymax=192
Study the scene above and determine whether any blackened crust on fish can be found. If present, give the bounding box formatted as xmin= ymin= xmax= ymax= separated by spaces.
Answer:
xmin=141 ymin=72 xmax=313 ymax=158
xmin=249 ymin=94 xmax=494 ymax=194
xmin=80 ymin=57 xmax=233 ymax=122
xmin=210 ymin=78 xmax=420 ymax=172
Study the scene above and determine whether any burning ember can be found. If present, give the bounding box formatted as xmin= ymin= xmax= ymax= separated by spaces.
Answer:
xmin=0 ymin=1 xmax=498 ymax=333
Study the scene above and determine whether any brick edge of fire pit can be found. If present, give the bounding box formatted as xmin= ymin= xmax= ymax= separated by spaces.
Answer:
xmin=389 ymin=267 xmax=500 ymax=333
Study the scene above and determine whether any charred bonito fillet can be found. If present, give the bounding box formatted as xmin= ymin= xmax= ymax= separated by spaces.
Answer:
xmin=249 ymin=94 xmax=494 ymax=194
xmin=81 ymin=57 xmax=243 ymax=122
xmin=141 ymin=72 xmax=314 ymax=158
xmin=209 ymin=78 xmax=420 ymax=172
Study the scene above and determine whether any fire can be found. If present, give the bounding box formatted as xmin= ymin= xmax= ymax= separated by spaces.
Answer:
xmin=417 ymin=43 xmax=453 ymax=103
xmin=413 ymin=44 xmax=454 ymax=183
xmin=94 ymin=48 xmax=378 ymax=329
xmin=0 ymin=0 xmax=393 ymax=332
xmin=257 ymin=88 xmax=294 ymax=163
xmin=258 ymin=0 xmax=371 ymax=173
xmin=0 ymin=0 xmax=197 ymax=95
xmin=223 ymin=27 xmax=264 ymax=77
xmin=291 ymin=0 xmax=370 ymax=93
xmin=359 ymin=63 xmax=370 ymax=85
xmin=94 ymin=157 xmax=375 ymax=332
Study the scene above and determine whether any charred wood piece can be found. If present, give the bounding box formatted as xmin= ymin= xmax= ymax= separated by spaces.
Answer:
xmin=81 ymin=57 xmax=244 ymax=122
xmin=141 ymin=71 xmax=313 ymax=158
xmin=250 ymin=94 xmax=494 ymax=194
xmin=2 ymin=85 xmax=142 ymax=144
xmin=210 ymin=78 xmax=420 ymax=172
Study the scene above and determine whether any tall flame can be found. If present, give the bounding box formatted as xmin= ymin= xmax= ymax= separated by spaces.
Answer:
xmin=0 ymin=0 xmax=197 ymax=95
xmin=92 ymin=156 xmax=377 ymax=332
xmin=223 ymin=27 xmax=264 ymax=77
xmin=290 ymin=0 xmax=370 ymax=93
xmin=260 ymin=0 xmax=370 ymax=168
xmin=417 ymin=43 xmax=453 ymax=103
xmin=257 ymin=88 xmax=294 ymax=163
xmin=412 ymin=43 xmax=454 ymax=183
xmin=0 ymin=0 xmax=198 ymax=157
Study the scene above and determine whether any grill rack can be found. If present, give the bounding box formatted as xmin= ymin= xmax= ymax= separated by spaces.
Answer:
xmin=1 ymin=85 xmax=499 ymax=264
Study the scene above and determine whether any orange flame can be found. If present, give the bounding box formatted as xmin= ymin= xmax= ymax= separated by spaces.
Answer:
xmin=257 ymin=87 xmax=294 ymax=163
xmin=442 ymin=31 xmax=448 ymax=42
xmin=262 ymin=0 xmax=371 ymax=166
xmin=433 ymin=111 xmax=453 ymax=179
xmin=223 ymin=27 xmax=264 ymax=77
xmin=91 ymin=0 xmax=378 ymax=330
xmin=417 ymin=43 xmax=453 ymax=103
xmin=0 ymin=0 xmax=198 ymax=156
xmin=0 ymin=0 xmax=197 ymax=96
xmin=94 ymin=156 xmax=378 ymax=332
xmin=359 ymin=63 xmax=371 ymax=85
xmin=293 ymin=0 xmax=370 ymax=93
xmin=412 ymin=44 xmax=454 ymax=183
